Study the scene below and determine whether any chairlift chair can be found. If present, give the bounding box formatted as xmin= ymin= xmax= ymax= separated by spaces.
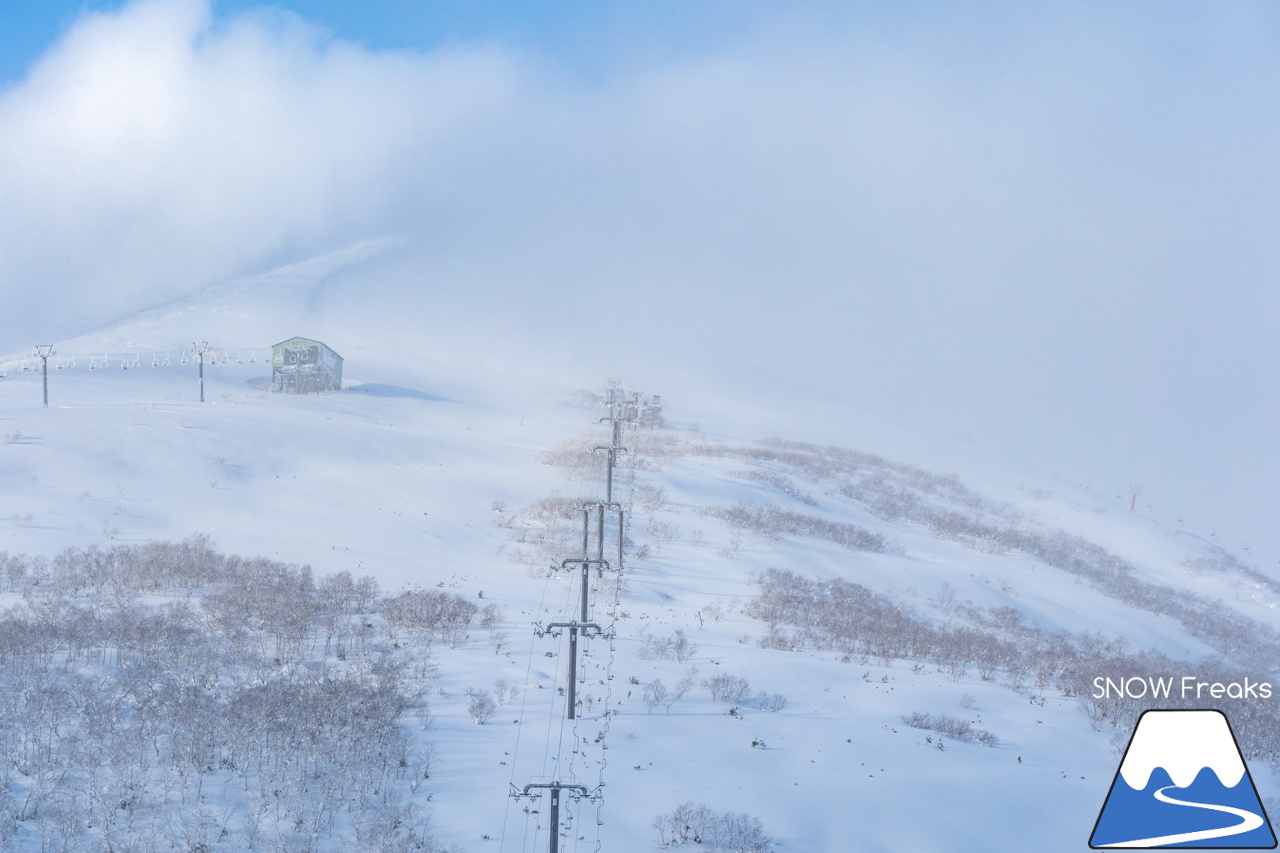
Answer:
xmin=132 ymin=355 xmax=141 ymax=369
xmin=152 ymin=354 xmax=159 ymax=368
xmin=180 ymin=352 xmax=189 ymax=365
xmin=162 ymin=353 xmax=171 ymax=367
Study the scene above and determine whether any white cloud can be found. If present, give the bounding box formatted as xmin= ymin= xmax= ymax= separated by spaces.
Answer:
xmin=3 ymin=0 xmax=1280 ymax=555
xmin=0 ymin=0 xmax=519 ymax=333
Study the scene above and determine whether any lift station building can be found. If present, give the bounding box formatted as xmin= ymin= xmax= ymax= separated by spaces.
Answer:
xmin=271 ymin=337 xmax=343 ymax=394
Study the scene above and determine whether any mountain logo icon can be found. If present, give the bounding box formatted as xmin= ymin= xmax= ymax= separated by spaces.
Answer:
xmin=1090 ymin=709 xmax=1276 ymax=848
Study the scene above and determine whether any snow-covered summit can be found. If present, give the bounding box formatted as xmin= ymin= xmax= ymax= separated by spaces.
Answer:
xmin=1119 ymin=710 xmax=1247 ymax=790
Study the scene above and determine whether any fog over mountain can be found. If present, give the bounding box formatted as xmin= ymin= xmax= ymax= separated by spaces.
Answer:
xmin=3 ymin=0 xmax=1279 ymax=561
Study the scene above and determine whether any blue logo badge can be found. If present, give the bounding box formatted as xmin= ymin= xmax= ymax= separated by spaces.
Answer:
xmin=1091 ymin=709 xmax=1276 ymax=848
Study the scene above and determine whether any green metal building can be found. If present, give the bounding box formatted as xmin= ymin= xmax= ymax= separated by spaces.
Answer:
xmin=271 ymin=337 xmax=343 ymax=394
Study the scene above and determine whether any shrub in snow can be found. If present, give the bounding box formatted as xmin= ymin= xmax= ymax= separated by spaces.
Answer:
xmin=668 ymin=668 xmax=698 ymax=712
xmin=469 ymin=691 xmax=496 ymax=724
xmin=754 ymin=691 xmax=787 ymax=712
xmin=636 ymin=484 xmax=668 ymax=512
xmin=738 ymin=469 xmax=817 ymax=506
xmin=643 ymin=680 xmax=669 ymax=714
xmin=704 ymin=674 xmax=752 ymax=704
xmin=645 ymin=518 xmax=681 ymax=546
xmin=492 ymin=679 xmax=518 ymax=706
xmin=642 ymin=629 xmax=698 ymax=663
xmin=698 ymin=503 xmax=886 ymax=552
xmin=653 ymin=802 xmax=773 ymax=851
xmin=902 ymin=711 xmax=997 ymax=747
xmin=383 ymin=587 xmax=478 ymax=647
xmin=479 ymin=603 xmax=504 ymax=630
xmin=537 ymin=438 xmax=607 ymax=480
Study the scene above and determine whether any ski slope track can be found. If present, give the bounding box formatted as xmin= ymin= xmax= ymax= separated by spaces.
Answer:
xmin=1112 ymin=788 xmax=1263 ymax=848
xmin=0 ymin=247 xmax=1278 ymax=851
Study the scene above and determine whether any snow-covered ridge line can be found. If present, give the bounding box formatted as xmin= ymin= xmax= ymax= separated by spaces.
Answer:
xmin=598 ymin=433 xmax=1280 ymax=672
xmin=529 ymin=426 xmax=1280 ymax=769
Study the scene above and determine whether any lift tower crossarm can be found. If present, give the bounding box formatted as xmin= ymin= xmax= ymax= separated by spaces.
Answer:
xmin=559 ymin=558 xmax=610 ymax=569
xmin=512 ymin=782 xmax=591 ymax=853
xmin=538 ymin=621 xmax=604 ymax=637
xmin=535 ymin=620 xmax=606 ymax=720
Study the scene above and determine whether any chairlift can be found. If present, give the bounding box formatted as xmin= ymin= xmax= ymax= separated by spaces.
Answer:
xmin=220 ymin=351 xmax=229 ymax=364
xmin=67 ymin=355 xmax=75 ymax=369
xmin=152 ymin=354 xmax=160 ymax=368
xmin=180 ymin=352 xmax=189 ymax=365
xmin=132 ymin=355 xmax=140 ymax=369
xmin=162 ymin=353 xmax=171 ymax=367
xmin=236 ymin=350 xmax=244 ymax=364
xmin=55 ymin=359 xmax=64 ymax=370
xmin=89 ymin=358 xmax=98 ymax=371
xmin=121 ymin=358 xmax=128 ymax=370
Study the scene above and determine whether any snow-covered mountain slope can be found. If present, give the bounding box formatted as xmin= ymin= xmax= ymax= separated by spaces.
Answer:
xmin=1 ymin=247 xmax=1277 ymax=852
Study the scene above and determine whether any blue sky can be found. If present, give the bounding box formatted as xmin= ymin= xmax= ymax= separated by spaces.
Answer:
xmin=0 ymin=1 xmax=546 ymax=85
xmin=1 ymin=0 xmax=778 ymax=87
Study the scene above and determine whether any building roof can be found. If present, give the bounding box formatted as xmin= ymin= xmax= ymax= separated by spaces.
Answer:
xmin=272 ymin=336 xmax=343 ymax=360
